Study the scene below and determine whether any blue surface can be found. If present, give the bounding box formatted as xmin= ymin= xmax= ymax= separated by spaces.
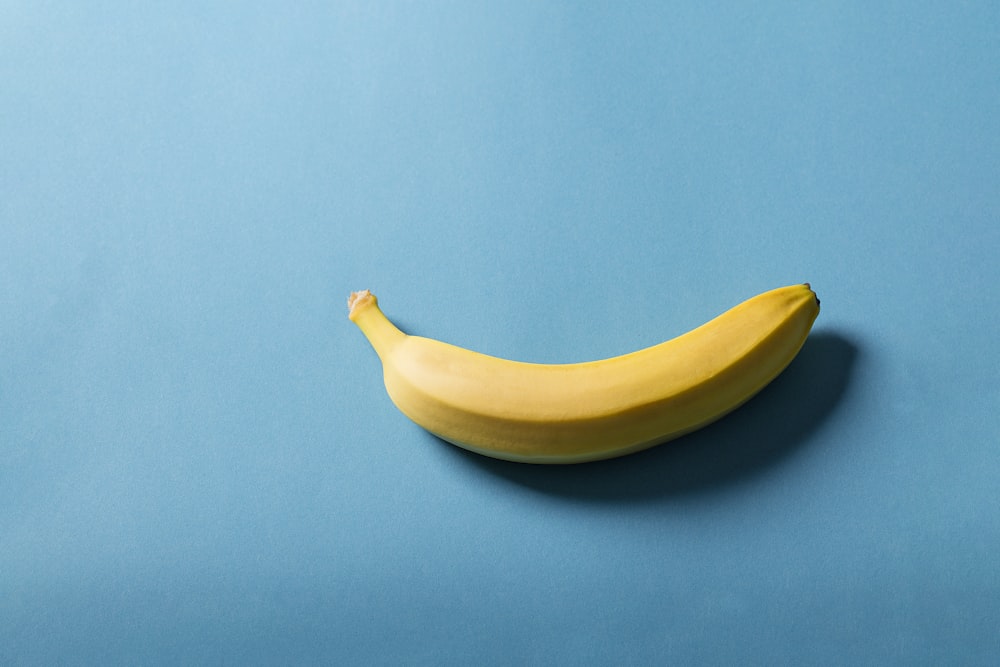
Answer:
xmin=3 ymin=2 xmax=999 ymax=664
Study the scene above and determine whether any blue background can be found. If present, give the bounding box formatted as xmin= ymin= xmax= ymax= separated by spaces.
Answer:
xmin=3 ymin=2 xmax=999 ymax=664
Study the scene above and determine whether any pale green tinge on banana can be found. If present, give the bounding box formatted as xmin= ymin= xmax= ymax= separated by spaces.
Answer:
xmin=349 ymin=284 xmax=820 ymax=464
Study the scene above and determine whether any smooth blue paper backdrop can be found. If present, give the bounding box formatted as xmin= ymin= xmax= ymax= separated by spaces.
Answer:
xmin=3 ymin=2 xmax=999 ymax=664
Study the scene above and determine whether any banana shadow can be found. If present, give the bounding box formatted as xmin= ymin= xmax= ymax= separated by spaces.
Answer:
xmin=435 ymin=330 xmax=860 ymax=501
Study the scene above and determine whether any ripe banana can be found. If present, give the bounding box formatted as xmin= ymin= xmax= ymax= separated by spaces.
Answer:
xmin=348 ymin=284 xmax=819 ymax=464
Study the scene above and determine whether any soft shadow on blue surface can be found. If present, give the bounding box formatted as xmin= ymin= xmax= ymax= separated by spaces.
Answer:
xmin=437 ymin=331 xmax=859 ymax=500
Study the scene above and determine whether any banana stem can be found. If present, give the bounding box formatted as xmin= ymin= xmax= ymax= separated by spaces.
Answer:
xmin=348 ymin=290 xmax=406 ymax=358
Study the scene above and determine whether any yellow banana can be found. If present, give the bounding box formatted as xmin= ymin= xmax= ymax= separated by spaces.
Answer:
xmin=348 ymin=284 xmax=820 ymax=464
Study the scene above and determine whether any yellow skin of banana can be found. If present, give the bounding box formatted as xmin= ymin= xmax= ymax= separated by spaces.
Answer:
xmin=349 ymin=284 xmax=820 ymax=464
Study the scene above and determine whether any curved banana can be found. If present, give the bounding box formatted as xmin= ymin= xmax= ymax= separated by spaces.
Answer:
xmin=348 ymin=284 xmax=819 ymax=464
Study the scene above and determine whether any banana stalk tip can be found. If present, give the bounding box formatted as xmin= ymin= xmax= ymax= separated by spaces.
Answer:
xmin=348 ymin=290 xmax=376 ymax=318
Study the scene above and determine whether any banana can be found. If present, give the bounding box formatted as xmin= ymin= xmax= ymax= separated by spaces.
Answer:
xmin=348 ymin=284 xmax=819 ymax=464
